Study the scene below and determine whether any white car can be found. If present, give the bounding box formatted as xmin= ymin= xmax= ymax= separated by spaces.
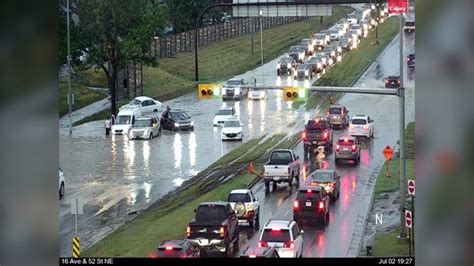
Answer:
xmin=348 ymin=115 xmax=375 ymax=139
xmin=129 ymin=115 xmax=161 ymax=140
xmin=120 ymin=96 xmax=163 ymax=115
xmin=228 ymin=189 xmax=260 ymax=229
xmin=248 ymin=88 xmax=266 ymax=100
xmin=111 ymin=107 xmax=142 ymax=135
xmin=221 ymin=119 xmax=243 ymax=141
xmin=213 ymin=106 xmax=237 ymax=126
xmin=258 ymin=220 xmax=304 ymax=258
xmin=59 ymin=168 xmax=65 ymax=199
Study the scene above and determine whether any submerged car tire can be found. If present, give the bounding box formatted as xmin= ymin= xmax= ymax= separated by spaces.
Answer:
xmin=149 ymin=133 xmax=153 ymax=140
xmin=272 ymin=181 xmax=277 ymax=191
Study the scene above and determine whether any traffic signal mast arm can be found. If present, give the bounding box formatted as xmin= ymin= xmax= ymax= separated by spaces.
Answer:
xmin=243 ymin=85 xmax=400 ymax=96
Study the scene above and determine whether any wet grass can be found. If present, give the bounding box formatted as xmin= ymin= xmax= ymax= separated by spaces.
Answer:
xmin=160 ymin=6 xmax=353 ymax=83
xmin=83 ymin=132 xmax=300 ymax=257
xmin=363 ymin=225 xmax=411 ymax=256
xmin=373 ymin=122 xmax=415 ymax=200
xmin=83 ymin=173 xmax=255 ymax=257
xmin=59 ymin=76 xmax=106 ymax=117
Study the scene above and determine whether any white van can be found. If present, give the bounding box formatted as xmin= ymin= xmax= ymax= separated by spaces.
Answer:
xmin=111 ymin=106 xmax=142 ymax=135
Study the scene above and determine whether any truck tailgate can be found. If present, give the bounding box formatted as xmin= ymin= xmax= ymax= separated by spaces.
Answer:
xmin=264 ymin=165 xmax=289 ymax=177
xmin=189 ymin=224 xmax=222 ymax=239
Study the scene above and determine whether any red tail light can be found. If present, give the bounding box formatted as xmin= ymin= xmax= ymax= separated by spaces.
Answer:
xmin=344 ymin=137 xmax=348 ymax=143
xmin=284 ymin=241 xmax=295 ymax=249
xmin=293 ymin=200 xmax=299 ymax=210
xmin=323 ymin=132 xmax=328 ymax=140
xmin=249 ymin=254 xmax=257 ymax=258
xmin=364 ymin=125 xmax=369 ymax=130
xmin=302 ymin=131 xmax=306 ymax=140
xmin=186 ymin=226 xmax=191 ymax=237
xmin=219 ymin=226 xmax=225 ymax=237
xmin=258 ymin=241 xmax=267 ymax=247
xmin=165 ymin=246 xmax=173 ymax=251
xmin=336 ymin=145 xmax=340 ymax=151
xmin=307 ymin=189 xmax=312 ymax=193
xmin=352 ymin=145 xmax=356 ymax=151
xmin=319 ymin=201 xmax=325 ymax=209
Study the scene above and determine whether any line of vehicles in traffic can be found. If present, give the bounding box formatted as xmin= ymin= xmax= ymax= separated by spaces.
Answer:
xmin=150 ymin=99 xmax=377 ymax=258
xmin=277 ymin=7 xmax=387 ymax=81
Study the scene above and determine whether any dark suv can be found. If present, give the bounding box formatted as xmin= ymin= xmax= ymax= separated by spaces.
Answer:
xmin=407 ymin=54 xmax=415 ymax=68
xmin=302 ymin=118 xmax=333 ymax=158
xmin=187 ymin=202 xmax=239 ymax=257
xmin=292 ymin=185 xmax=330 ymax=226
xmin=277 ymin=57 xmax=297 ymax=76
xmin=326 ymin=104 xmax=350 ymax=129
xmin=384 ymin=76 xmax=401 ymax=88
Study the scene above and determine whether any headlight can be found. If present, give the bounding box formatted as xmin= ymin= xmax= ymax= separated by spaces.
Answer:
xmin=338 ymin=47 xmax=342 ymax=53
xmin=305 ymin=70 xmax=309 ymax=75
xmin=287 ymin=63 xmax=291 ymax=67
xmin=277 ymin=63 xmax=280 ymax=68
xmin=237 ymin=131 xmax=242 ymax=135
xmin=174 ymin=123 xmax=180 ymax=127
xmin=331 ymin=51 xmax=335 ymax=56
xmin=299 ymin=54 xmax=304 ymax=59
xmin=317 ymin=63 xmax=322 ymax=68
xmin=190 ymin=121 xmax=194 ymax=126
xmin=235 ymin=87 xmax=240 ymax=94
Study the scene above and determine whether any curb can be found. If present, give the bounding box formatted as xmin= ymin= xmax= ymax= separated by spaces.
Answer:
xmin=346 ymin=164 xmax=381 ymax=257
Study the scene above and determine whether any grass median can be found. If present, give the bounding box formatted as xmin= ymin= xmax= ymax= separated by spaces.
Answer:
xmin=84 ymin=132 xmax=300 ymax=256
xmin=294 ymin=16 xmax=400 ymax=111
xmin=366 ymin=122 xmax=415 ymax=256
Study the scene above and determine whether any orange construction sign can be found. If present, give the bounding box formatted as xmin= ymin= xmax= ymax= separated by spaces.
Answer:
xmin=383 ymin=145 xmax=394 ymax=177
xmin=383 ymin=145 xmax=394 ymax=161
xmin=247 ymin=162 xmax=255 ymax=174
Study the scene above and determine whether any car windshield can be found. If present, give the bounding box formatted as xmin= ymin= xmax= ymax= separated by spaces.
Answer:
xmin=130 ymin=99 xmax=141 ymax=105
xmin=330 ymin=30 xmax=338 ymax=34
xmin=224 ymin=120 xmax=240 ymax=128
xmin=315 ymin=34 xmax=325 ymax=39
xmin=195 ymin=205 xmax=228 ymax=223
xmin=329 ymin=108 xmax=342 ymax=114
xmin=313 ymin=172 xmax=333 ymax=182
xmin=133 ymin=119 xmax=151 ymax=128
xmin=351 ymin=119 xmax=367 ymax=125
xmin=228 ymin=193 xmax=250 ymax=202
xmin=116 ymin=115 xmax=132 ymax=125
xmin=170 ymin=112 xmax=188 ymax=121
xmin=217 ymin=109 xmax=232 ymax=116
xmin=261 ymin=229 xmax=291 ymax=243
xmin=405 ymin=22 xmax=415 ymax=26
xmin=226 ymin=80 xmax=241 ymax=85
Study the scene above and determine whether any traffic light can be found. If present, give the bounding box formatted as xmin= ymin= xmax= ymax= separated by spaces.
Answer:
xmin=198 ymin=83 xmax=222 ymax=99
xmin=283 ymin=86 xmax=308 ymax=102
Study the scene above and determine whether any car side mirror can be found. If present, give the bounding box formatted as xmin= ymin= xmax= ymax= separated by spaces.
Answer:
xmin=296 ymin=156 xmax=300 ymax=160
xmin=188 ymin=116 xmax=191 ymax=119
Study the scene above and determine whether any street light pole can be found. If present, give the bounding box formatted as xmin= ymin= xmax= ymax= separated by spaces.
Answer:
xmin=67 ymin=0 xmax=73 ymax=136
xmin=398 ymin=12 xmax=407 ymax=240
xmin=260 ymin=10 xmax=264 ymax=85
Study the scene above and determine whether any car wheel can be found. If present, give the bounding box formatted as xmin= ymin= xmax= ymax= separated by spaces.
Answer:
xmin=153 ymin=109 xmax=158 ymax=113
xmin=59 ymin=182 xmax=65 ymax=198
xmin=149 ymin=133 xmax=153 ymax=140
xmin=233 ymin=235 xmax=239 ymax=256
xmin=265 ymin=181 xmax=270 ymax=192
xmin=272 ymin=181 xmax=277 ymax=191
xmin=335 ymin=158 xmax=340 ymax=165
xmin=158 ymin=127 xmax=162 ymax=136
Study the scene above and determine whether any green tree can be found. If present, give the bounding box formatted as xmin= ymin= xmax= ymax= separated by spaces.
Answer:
xmin=77 ymin=0 xmax=166 ymax=116
xmin=164 ymin=0 xmax=219 ymax=33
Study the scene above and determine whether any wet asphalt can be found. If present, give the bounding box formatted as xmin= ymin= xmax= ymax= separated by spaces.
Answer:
xmin=59 ymin=9 xmax=415 ymax=257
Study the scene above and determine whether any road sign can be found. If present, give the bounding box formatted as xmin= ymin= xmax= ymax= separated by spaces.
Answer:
xmin=388 ymin=0 xmax=408 ymax=14
xmin=383 ymin=145 xmax=394 ymax=160
xmin=405 ymin=210 xmax=412 ymax=228
xmin=69 ymin=198 xmax=84 ymax=215
xmin=72 ymin=236 xmax=80 ymax=258
xmin=408 ymin=179 xmax=415 ymax=196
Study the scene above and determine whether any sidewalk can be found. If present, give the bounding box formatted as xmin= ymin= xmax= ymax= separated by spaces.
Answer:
xmin=59 ymin=96 xmax=110 ymax=128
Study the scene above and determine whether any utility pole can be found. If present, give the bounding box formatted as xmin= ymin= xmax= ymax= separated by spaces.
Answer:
xmin=251 ymin=18 xmax=254 ymax=54
xmin=398 ymin=12 xmax=407 ymax=240
xmin=67 ymin=0 xmax=73 ymax=136
xmin=260 ymin=10 xmax=264 ymax=85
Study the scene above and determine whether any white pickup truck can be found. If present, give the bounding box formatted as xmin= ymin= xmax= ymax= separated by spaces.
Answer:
xmin=263 ymin=149 xmax=301 ymax=192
